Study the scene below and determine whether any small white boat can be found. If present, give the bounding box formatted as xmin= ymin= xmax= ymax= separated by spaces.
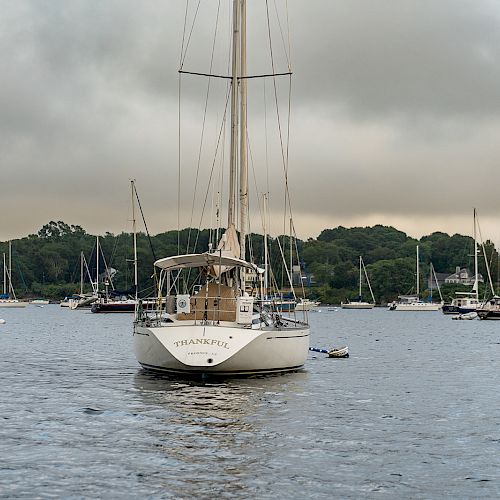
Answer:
xmin=328 ymin=346 xmax=349 ymax=358
xmin=452 ymin=311 xmax=478 ymax=320
xmin=295 ymin=298 xmax=320 ymax=311
xmin=341 ymin=301 xmax=374 ymax=309
xmin=0 ymin=299 xmax=27 ymax=308
xmin=30 ymin=299 xmax=49 ymax=305
xmin=394 ymin=299 xmax=442 ymax=311
xmin=0 ymin=319 xmax=5 ymax=324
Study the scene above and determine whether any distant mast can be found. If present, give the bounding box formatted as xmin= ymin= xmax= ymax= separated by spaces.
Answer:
xmin=8 ymin=242 xmax=14 ymax=298
xmin=131 ymin=180 xmax=138 ymax=301
xmin=416 ymin=245 xmax=420 ymax=296
xmin=473 ymin=208 xmax=479 ymax=301
xmin=96 ymin=236 xmax=99 ymax=295
xmin=2 ymin=253 xmax=6 ymax=295
xmin=359 ymin=256 xmax=362 ymax=298
xmin=80 ymin=252 xmax=84 ymax=295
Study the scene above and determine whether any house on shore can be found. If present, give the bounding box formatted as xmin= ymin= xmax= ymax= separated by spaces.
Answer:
xmin=444 ymin=267 xmax=483 ymax=286
xmin=428 ymin=267 xmax=484 ymax=289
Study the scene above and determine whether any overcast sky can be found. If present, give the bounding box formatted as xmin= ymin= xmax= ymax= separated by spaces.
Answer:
xmin=2 ymin=0 xmax=500 ymax=244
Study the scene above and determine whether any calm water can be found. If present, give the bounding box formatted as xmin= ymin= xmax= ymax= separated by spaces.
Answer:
xmin=0 ymin=306 xmax=499 ymax=499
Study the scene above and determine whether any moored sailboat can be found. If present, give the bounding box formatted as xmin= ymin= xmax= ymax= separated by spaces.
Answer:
xmin=133 ymin=0 xmax=310 ymax=375
xmin=0 ymin=242 xmax=27 ymax=308
xmin=392 ymin=246 xmax=443 ymax=311
xmin=341 ymin=256 xmax=376 ymax=309
xmin=443 ymin=209 xmax=482 ymax=315
xmin=92 ymin=181 xmax=139 ymax=314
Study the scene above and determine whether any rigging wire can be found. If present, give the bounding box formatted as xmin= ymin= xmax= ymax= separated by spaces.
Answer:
xmin=265 ymin=0 xmax=298 ymax=293
xmin=179 ymin=0 xmax=201 ymax=69
xmin=178 ymin=0 xmax=201 ymax=256
xmin=273 ymin=0 xmax=291 ymax=70
xmin=186 ymin=0 xmax=222 ymax=255
xmin=133 ymin=184 xmax=157 ymax=262
xmin=191 ymin=87 xmax=232 ymax=255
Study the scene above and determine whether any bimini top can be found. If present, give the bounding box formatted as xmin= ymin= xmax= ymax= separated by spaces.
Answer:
xmin=154 ymin=252 xmax=264 ymax=274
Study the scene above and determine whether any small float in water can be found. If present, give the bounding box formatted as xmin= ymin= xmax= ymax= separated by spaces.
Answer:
xmin=309 ymin=346 xmax=349 ymax=358
xmin=327 ymin=346 xmax=349 ymax=358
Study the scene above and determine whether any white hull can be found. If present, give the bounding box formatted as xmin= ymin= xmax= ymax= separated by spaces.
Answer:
xmin=394 ymin=302 xmax=442 ymax=311
xmin=69 ymin=296 xmax=97 ymax=309
xmin=0 ymin=301 xmax=27 ymax=308
xmin=328 ymin=346 xmax=349 ymax=358
xmin=341 ymin=302 xmax=374 ymax=309
xmin=134 ymin=322 xmax=309 ymax=376
xmin=452 ymin=312 xmax=478 ymax=320
xmin=30 ymin=300 xmax=49 ymax=305
xmin=295 ymin=300 xmax=320 ymax=311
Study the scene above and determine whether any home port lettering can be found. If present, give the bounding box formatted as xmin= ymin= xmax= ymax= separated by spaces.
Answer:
xmin=174 ymin=339 xmax=229 ymax=349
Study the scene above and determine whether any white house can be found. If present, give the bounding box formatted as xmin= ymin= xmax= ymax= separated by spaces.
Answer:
xmin=444 ymin=267 xmax=484 ymax=286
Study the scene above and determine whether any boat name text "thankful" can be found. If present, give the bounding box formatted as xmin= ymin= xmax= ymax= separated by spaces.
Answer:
xmin=174 ymin=339 xmax=229 ymax=349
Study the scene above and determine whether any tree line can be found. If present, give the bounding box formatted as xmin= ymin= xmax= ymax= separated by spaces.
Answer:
xmin=1 ymin=220 xmax=498 ymax=304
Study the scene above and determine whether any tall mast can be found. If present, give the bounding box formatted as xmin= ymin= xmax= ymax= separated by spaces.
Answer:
xmin=96 ymin=236 xmax=99 ymax=295
xmin=131 ymin=180 xmax=138 ymax=300
xmin=228 ymin=0 xmax=240 ymax=229
xmin=263 ymin=194 xmax=269 ymax=295
xmin=80 ymin=252 xmax=84 ymax=295
xmin=2 ymin=253 xmax=6 ymax=295
xmin=289 ymin=218 xmax=293 ymax=286
xmin=239 ymin=0 xmax=248 ymax=259
xmin=8 ymin=241 xmax=13 ymax=297
xmin=416 ymin=245 xmax=420 ymax=296
xmin=359 ymin=256 xmax=362 ymax=298
xmin=473 ymin=208 xmax=479 ymax=301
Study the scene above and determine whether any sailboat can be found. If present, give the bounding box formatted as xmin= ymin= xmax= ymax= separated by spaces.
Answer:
xmin=391 ymin=246 xmax=443 ymax=311
xmin=0 ymin=242 xmax=27 ymax=308
xmin=69 ymin=244 xmax=100 ymax=309
xmin=442 ymin=209 xmax=482 ymax=315
xmin=341 ymin=256 xmax=375 ymax=309
xmin=92 ymin=181 xmax=139 ymax=313
xmin=133 ymin=1 xmax=310 ymax=375
xmin=473 ymin=210 xmax=500 ymax=320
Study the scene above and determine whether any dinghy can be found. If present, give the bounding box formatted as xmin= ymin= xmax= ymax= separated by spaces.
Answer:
xmin=452 ymin=312 xmax=478 ymax=320
xmin=328 ymin=346 xmax=349 ymax=358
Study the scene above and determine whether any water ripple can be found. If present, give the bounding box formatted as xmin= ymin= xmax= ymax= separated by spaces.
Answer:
xmin=0 ymin=306 xmax=499 ymax=498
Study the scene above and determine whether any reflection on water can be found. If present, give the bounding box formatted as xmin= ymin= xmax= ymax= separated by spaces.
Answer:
xmin=132 ymin=371 xmax=309 ymax=498
xmin=0 ymin=306 xmax=499 ymax=498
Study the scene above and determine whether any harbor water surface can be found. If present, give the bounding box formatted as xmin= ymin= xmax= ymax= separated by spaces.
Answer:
xmin=0 ymin=306 xmax=499 ymax=499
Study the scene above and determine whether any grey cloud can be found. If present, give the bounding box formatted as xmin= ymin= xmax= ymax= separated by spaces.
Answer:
xmin=2 ymin=1 xmax=500 ymax=242
xmin=291 ymin=0 xmax=500 ymax=118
